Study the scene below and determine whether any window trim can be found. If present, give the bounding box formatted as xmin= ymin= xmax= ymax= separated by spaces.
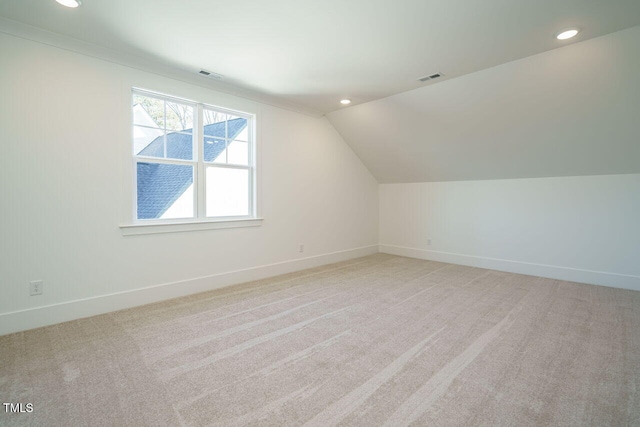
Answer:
xmin=121 ymin=88 xmax=260 ymax=235
xmin=120 ymin=217 xmax=264 ymax=236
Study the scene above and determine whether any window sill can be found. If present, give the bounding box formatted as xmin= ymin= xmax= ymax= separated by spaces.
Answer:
xmin=120 ymin=218 xmax=263 ymax=236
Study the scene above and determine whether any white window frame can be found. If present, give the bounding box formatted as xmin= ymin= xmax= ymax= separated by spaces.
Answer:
xmin=121 ymin=88 xmax=262 ymax=235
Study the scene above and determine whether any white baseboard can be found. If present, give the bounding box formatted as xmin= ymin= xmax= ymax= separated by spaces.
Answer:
xmin=0 ymin=245 xmax=378 ymax=336
xmin=379 ymin=244 xmax=640 ymax=292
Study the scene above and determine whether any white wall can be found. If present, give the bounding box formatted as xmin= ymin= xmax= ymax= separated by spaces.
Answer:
xmin=0 ymin=32 xmax=379 ymax=335
xmin=380 ymin=174 xmax=640 ymax=290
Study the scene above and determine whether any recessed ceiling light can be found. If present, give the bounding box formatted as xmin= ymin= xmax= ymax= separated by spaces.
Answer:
xmin=556 ymin=28 xmax=579 ymax=40
xmin=340 ymin=99 xmax=351 ymax=105
xmin=56 ymin=0 xmax=82 ymax=8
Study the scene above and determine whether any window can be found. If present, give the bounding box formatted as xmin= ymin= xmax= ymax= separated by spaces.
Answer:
xmin=131 ymin=89 xmax=256 ymax=226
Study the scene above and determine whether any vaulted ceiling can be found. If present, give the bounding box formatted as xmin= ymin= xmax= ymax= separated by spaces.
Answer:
xmin=1 ymin=0 xmax=640 ymax=115
xmin=327 ymin=26 xmax=640 ymax=182
xmin=1 ymin=1 xmax=639 ymax=182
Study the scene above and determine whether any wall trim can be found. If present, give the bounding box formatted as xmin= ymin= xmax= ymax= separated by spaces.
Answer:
xmin=379 ymin=244 xmax=640 ymax=292
xmin=0 ymin=245 xmax=378 ymax=336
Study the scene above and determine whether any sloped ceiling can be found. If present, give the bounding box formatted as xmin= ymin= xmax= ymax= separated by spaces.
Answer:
xmin=327 ymin=26 xmax=640 ymax=183
xmin=1 ymin=0 xmax=640 ymax=114
xmin=1 ymin=2 xmax=638 ymax=183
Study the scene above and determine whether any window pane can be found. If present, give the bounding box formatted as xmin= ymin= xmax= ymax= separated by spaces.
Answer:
xmin=206 ymin=167 xmax=249 ymax=217
xmin=135 ymin=131 xmax=194 ymax=161
xmin=227 ymin=116 xmax=248 ymax=141
xmin=133 ymin=94 xmax=164 ymax=129
xmin=203 ymin=109 xmax=227 ymax=137
xmin=166 ymin=130 xmax=194 ymax=160
xmin=165 ymin=102 xmax=194 ymax=132
xmin=232 ymin=125 xmax=249 ymax=142
xmin=227 ymin=140 xmax=248 ymax=165
xmin=204 ymin=136 xmax=227 ymax=163
xmin=137 ymin=162 xmax=194 ymax=220
xmin=133 ymin=125 xmax=164 ymax=156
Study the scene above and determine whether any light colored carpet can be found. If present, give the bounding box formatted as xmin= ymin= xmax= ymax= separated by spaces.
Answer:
xmin=1 ymin=254 xmax=640 ymax=426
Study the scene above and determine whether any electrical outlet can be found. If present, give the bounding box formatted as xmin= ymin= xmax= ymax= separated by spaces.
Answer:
xmin=299 ymin=244 xmax=304 ymax=253
xmin=30 ymin=280 xmax=43 ymax=296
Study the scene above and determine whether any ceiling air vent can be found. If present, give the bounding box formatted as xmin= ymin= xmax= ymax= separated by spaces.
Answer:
xmin=198 ymin=69 xmax=223 ymax=79
xmin=418 ymin=73 xmax=443 ymax=82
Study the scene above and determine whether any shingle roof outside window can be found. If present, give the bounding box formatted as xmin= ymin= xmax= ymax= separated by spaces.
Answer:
xmin=137 ymin=118 xmax=248 ymax=219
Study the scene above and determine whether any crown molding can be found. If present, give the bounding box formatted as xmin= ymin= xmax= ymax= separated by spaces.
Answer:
xmin=0 ymin=16 xmax=323 ymax=118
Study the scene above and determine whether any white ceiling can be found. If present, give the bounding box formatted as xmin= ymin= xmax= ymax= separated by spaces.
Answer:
xmin=1 ymin=0 xmax=640 ymax=114
xmin=327 ymin=26 xmax=640 ymax=183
